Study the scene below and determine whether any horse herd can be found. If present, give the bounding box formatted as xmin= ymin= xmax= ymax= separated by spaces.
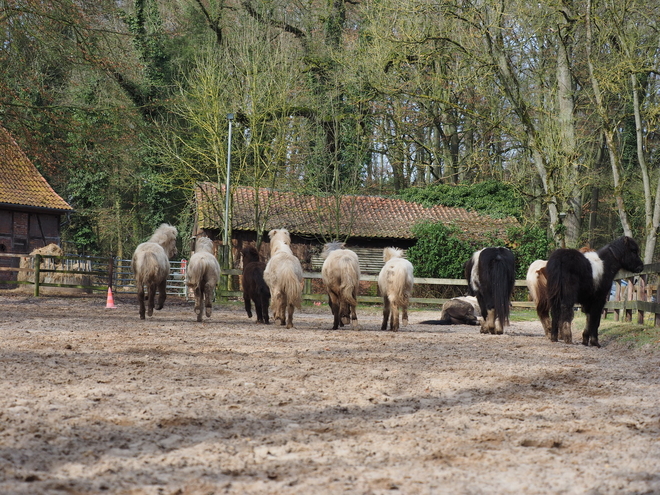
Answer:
xmin=131 ymin=224 xmax=644 ymax=348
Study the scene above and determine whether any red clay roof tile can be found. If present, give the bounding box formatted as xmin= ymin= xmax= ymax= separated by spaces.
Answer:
xmin=0 ymin=125 xmax=72 ymax=212
xmin=195 ymin=183 xmax=518 ymax=240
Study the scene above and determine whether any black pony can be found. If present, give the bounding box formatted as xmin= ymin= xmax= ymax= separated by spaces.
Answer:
xmin=464 ymin=247 xmax=516 ymax=334
xmin=241 ymin=246 xmax=271 ymax=324
xmin=546 ymin=236 xmax=643 ymax=347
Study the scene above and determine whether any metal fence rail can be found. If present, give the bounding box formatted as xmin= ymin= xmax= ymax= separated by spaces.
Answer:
xmin=0 ymin=254 xmax=188 ymax=298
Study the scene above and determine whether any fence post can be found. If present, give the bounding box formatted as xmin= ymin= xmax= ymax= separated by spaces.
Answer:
xmin=34 ymin=254 xmax=41 ymax=297
xmin=637 ymin=275 xmax=646 ymax=325
xmin=108 ymin=255 xmax=114 ymax=291
xmin=218 ymin=244 xmax=231 ymax=301
xmin=625 ymin=278 xmax=634 ymax=322
xmin=613 ymin=280 xmax=621 ymax=321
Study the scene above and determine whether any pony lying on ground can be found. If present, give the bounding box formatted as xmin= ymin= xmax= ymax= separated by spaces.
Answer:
xmin=263 ymin=229 xmax=303 ymax=328
xmin=526 ymin=259 xmax=551 ymax=337
xmin=321 ymin=242 xmax=360 ymax=330
xmin=131 ymin=223 xmax=178 ymax=320
xmin=378 ymin=247 xmax=414 ymax=332
xmin=419 ymin=296 xmax=481 ymax=325
xmin=465 ymin=247 xmax=515 ymax=334
xmin=241 ymin=245 xmax=270 ymax=324
xmin=185 ymin=236 xmax=220 ymax=322
xmin=547 ymin=236 xmax=643 ymax=347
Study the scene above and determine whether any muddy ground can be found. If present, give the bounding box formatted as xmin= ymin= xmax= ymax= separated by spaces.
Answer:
xmin=1 ymin=292 xmax=659 ymax=495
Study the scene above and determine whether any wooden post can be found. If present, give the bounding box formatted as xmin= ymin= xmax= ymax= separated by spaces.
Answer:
xmin=613 ymin=280 xmax=621 ymax=322
xmin=637 ymin=275 xmax=646 ymax=325
xmin=34 ymin=254 xmax=41 ymax=297
xmin=625 ymin=278 xmax=634 ymax=322
xmin=108 ymin=255 xmax=115 ymax=291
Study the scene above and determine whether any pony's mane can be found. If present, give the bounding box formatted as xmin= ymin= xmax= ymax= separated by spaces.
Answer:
xmin=147 ymin=223 xmax=177 ymax=258
xmin=322 ymin=241 xmax=345 ymax=259
xmin=383 ymin=247 xmax=404 ymax=263
xmin=149 ymin=224 xmax=178 ymax=245
xmin=194 ymin=236 xmax=214 ymax=254
xmin=269 ymin=229 xmax=293 ymax=255
xmin=241 ymin=245 xmax=262 ymax=264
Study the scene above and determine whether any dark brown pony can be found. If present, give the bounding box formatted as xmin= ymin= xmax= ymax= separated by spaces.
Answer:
xmin=241 ymin=246 xmax=270 ymax=324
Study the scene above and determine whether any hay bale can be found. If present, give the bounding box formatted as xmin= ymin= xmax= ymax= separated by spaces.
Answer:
xmin=18 ymin=244 xmax=91 ymax=294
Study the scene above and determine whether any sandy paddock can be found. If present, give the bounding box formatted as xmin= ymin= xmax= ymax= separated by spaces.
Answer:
xmin=1 ymin=293 xmax=659 ymax=495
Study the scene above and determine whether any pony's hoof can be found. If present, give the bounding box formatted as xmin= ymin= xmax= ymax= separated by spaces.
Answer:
xmin=196 ymin=314 xmax=202 ymax=322
xmin=206 ymin=308 xmax=212 ymax=317
xmin=140 ymin=314 xmax=146 ymax=320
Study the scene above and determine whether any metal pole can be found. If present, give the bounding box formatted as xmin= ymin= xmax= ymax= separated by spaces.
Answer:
xmin=223 ymin=113 xmax=234 ymax=246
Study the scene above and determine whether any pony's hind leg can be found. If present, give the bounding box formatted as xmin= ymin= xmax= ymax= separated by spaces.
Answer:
xmin=381 ymin=297 xmax=391 ymax=331
xmin=243 ymin=290 xmax=253 ymax=318
xmin=583 ymin=309 xmax=602 ymax=347
xmin=401 ymin=304 xmax=409 ymax=327
xmin=390 ymin=304 xmax=400 ymax=332
xmin=350 ymin=303 xmax=358 ymax=330
xmin=137 ymin=285 xmax=146 ymax=320
xmin=481 ymin=309 xmax=496 ymax=334
xmin=147 ymin=283 xmax=157 ymax=317
xmin=194 ymin=287 xmax=203 ymax=322
xmin=204 ymin=282 xmax=214 ymax=318
xmin=560 ymin=304 xmax=574 ymax=344
xmin=286 ymin=302 xmax=295 ymax=329
xmin=155 ymin=279 xmax=167 ymax=310
xmin=259 ymin=294 xmax=270 ymax=324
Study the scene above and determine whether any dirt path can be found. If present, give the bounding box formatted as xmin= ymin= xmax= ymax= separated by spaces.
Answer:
xmin=1 ymin=293 xmax=659 ymax=495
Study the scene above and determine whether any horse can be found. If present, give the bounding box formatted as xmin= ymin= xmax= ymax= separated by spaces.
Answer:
xmin=241 ymin=245 xmax=270 ymax=324
xmin=321 ymin=242 xmax=360 ymax=330
xmin=131 ymin=223 xmax=178 ymax=320
xmin=263 ymin=229 xmax=303 ymax=328
xmin=546 ymin=236 xmax=643 ymax=347
xmin=526 ymin=259 xmax=551 ymax=337
xmin=419 ymin=296 xmax=481 ymax=325
xmin=185 ymin=236 xmax=220 ymax=322
xmin=465 ymin=247 xmax=515 ymax=334
xmin=378 ymin=247 xmax=414 ymax=332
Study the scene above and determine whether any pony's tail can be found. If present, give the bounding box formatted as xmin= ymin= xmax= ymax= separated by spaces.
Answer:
xmin=282 ymin=270 xmax=303 ymax=309
xmin=491 ymin=254 xmax=515 ymax=329
xmin=546 ymin=261 xmax=563 ymax=315
xmin=535 ymin=268 xmax=550 ymax=316
xmin=339 ymin=258 xmax=359 ymax=308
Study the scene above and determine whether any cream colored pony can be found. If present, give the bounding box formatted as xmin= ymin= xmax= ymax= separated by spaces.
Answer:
xmin=378 ymin=247 xmax=414 ymax=331
xmin=321 ymin=242 xmax=360 ymax=330
xmin=185 ymin=236 xmax=220 ymax=322
xmin=263 ymin=229 xmax=303 ymax=328
xmin=131 ymin=224 xmax=178 ymax=319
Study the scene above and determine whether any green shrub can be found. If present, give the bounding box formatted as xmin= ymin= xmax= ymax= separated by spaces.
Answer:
xmin=397 ymin=180 xmax=525 ymax=220
xmin=407 ymin=222 xmax=551 ymax=279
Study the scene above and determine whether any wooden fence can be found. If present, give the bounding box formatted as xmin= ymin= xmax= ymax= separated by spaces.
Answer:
xmin=1 ymin=252 xmax=659 ymax=327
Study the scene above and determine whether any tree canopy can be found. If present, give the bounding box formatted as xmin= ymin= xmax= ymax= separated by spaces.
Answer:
xmin=2 ymin=0 xmax=660 ymax=260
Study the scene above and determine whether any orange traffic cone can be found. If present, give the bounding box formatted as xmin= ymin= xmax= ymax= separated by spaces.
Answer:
xmin=105 ymin=286 xmax=117 ymax=308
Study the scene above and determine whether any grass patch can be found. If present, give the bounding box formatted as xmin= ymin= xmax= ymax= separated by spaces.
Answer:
xmin=599 ymin=318 xmax=660 ymax=348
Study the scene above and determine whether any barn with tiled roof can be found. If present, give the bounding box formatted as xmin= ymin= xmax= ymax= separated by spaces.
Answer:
xmin=193 ymin=182 xmax=519 ymax=273
xmin=0 ymin=124 xmax=72 ymax=260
